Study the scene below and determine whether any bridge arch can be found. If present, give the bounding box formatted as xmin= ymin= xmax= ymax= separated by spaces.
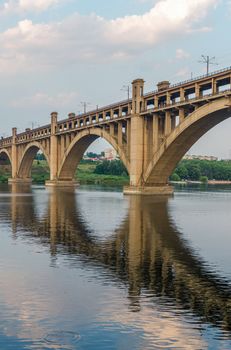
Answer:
xmin=0 ymin=148 xmax=12 ymax=165
xmin=144 ymin=97 xmax=231 ymax=185
xmin=17 ymin=141 xmax=50 ymax=179
xmin=58 ymin=128 xmax=130 ymax=181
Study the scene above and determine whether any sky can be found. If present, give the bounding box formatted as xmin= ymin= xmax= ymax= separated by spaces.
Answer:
xmin=0 ymin=0 xmax=231 ymax=158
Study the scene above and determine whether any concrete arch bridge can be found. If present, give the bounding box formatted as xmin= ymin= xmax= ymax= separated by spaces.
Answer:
xmin=1 ymin=66 xmax=231 ymax=194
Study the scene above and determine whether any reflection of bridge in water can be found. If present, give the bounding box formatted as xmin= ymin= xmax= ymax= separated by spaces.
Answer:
xmin=6 ymin=185 xmax=231 ymax=331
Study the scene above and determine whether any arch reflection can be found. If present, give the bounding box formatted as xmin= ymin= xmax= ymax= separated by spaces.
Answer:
xmin=8 ymin=185 xmax=231 ymax=332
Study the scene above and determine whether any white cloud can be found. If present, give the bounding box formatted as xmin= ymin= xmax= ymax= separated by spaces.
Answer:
xmin=175 ymin=67 xmax=191 ymax=79
xmin=0 ymin=0 xmax=218 ymax=72
xmin=176 ymin=48 xmax=190 ymax=59
xmin=1 ymin=0 xmax=61 ymax=14
xmin=187 ymin=26 xmax=212 ymax=33
xmin=11 ymin=91 xmax=79 ymax=108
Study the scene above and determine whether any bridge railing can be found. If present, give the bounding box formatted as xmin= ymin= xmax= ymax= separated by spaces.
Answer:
xmin=143 ymin=87 xmax=231 ymax=113
xmin=171 ymin=66 xmax=231 ymax=89
xmin=144 ymin=66 xmax=231 ymax=98
xmin=1 ymin=66 xmax=231 ymax=145
xmin=0 ymin=136 xmax=13 ymax=148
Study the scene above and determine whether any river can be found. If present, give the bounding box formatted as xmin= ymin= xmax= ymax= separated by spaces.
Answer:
xmin=0 ymin=184 xmax=230 ymax=349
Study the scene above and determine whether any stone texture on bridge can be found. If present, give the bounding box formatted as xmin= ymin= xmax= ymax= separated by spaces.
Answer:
xmin=1 ymin=67 xmax=231 ymax=194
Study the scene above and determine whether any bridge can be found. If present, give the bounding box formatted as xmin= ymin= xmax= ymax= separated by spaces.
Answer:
xmin=1 ymin=66 xmax=231 ymax=194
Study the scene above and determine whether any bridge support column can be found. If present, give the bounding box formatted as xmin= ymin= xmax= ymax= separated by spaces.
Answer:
xmin=212 ymin=78 xmax=217 ymax=94
xmin=118 ymin=122 xmax=123 ymax=147
xmin=8 ymin=128 xmax=32 ymax=185
xmin=124 ymin=185 xmax=173 ymax=195
xmin=8 ymin=178 xmax=32 ymax=185
xmin=11 ymin=127 xmax=17 ymax=180
xmin=46 ymin=180 xmax=78 ymax=187
xmin=46 ymin=112 xmax=79 ymax=187
xmin=179 ymin=108 xmax=185 ymax=123
xmin=50 ymin=112 xmax=58 ymax=181
xmin=165 ymin=111 xmax=171 ymax=136
xmin=153 ymin=113 xmax=159 ymax=154
xmin=46 ymin=113 xmax=58 ymax=186
xmin=127 ymin=79 xmax=145 ymax=189
xmin=129 ymin=113 xmax=144 ymax=187
xmin=123 ymin=79 xmax=173 ymax=196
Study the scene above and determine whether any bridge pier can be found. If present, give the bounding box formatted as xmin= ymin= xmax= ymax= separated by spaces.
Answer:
xmin=126 ymin=79 xmax=174 ymax=196
xmin=8 ymin=178 xmax=32 ymax=185
xmin=123 ymin=185 xmax=174 ymax=196
xmin=45 ymin=180 xmax=79 ymax=187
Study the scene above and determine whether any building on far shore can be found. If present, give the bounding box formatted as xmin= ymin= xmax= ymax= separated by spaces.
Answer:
xmin=183 ymin=154 xmax=218 ymax=161
xmin=104 ymin=148 xmax=117 ymax=161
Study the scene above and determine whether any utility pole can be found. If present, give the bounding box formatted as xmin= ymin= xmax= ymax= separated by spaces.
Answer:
xmin=80 ymin=102 xmax=91 ymax=114
xmin=121 ymin=85 xmax=131 ymax=100
xmin=199 ymin=55 xmax=218 ymax=75
xmin=30 ymin=122 xmax=36 ymax=129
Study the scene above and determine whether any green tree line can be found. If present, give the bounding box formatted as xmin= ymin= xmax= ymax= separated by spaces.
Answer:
xmin=94 ymin=160 xmax=128 ymax=176
xmin=171 ymin=159 xmax=231 ymax=181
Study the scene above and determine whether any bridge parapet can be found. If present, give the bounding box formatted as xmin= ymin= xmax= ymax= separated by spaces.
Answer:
xmin=0 ymin=136 xmax=12 ymax=148
xmin=143 ymin=67 xmax=231 ymax=113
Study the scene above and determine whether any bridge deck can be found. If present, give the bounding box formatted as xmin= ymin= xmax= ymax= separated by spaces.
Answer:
xmin=1 ymin=66 xmax=231 ymax=148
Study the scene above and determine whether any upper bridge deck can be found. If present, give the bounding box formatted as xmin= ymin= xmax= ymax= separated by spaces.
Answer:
xmin=1 ymin=66 xmax=231 ymax=148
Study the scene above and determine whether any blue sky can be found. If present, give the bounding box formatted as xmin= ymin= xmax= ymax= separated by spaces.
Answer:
xmin=0 ymin=0 xmax=231 ymax=157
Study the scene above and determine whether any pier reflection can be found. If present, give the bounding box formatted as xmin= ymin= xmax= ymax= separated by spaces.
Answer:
xmin=8 ymin=185 xmax=231 ymax=332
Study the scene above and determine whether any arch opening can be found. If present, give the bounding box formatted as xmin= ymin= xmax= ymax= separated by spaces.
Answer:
xmin=145 ymin=99 xmax=231 ymax=185
xmin=58 ymin=130 xmax=130 ymax=185
xmin=18 ymin=144 xmax=50 ymax=183
xmin=0 ymin=150 xmax=12 ymax=183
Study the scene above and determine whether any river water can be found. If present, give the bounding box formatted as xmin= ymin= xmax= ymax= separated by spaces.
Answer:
xmin=0 ymin=183 xmax=230 ymax=350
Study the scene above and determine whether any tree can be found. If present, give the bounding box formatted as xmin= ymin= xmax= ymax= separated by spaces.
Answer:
xmin=94 ymin=160 xmax=128 ymax=176
xmin=170 ymin=173 xmax=181 ymax=181
xmin=175 ymin=165 xmax=188 ymax=179
xmin=171 ymin=159 xmax=231 ymax=181
xmin=186 ymin=163 xmax=201 ymax=180
xmin=200 ymin=176 xmax=208 ymax=183
xmin=86 ymin=152 xmax=100 ymax=158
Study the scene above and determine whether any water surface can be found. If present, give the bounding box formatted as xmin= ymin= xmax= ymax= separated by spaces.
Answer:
xmin=0 ymin=183 xmax=230 ymax=349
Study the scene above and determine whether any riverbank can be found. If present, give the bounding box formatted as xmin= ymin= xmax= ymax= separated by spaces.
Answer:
xmin=2 ymin=159 xmax=231 ymax=186
xmin=170 ymin=180 xmax=231 ymax=185
xmin=0 ymin=161 xmax=130 ymax=186
xmin=208 ymin=180 xmax=231 ymax=184
xmin=77 ymin=163 xmax=129 ymax=186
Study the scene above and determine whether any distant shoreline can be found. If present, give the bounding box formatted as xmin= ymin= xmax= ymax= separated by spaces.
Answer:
xmin=171 ymin=180 xmax=231 ymax=185
xmin=207 ymin=180 xmax=231 ymax=185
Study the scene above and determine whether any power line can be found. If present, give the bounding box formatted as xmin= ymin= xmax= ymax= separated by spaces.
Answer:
xmin=80 ymin=101 xmax=91 ymax=114
xmin=121 ymin=85 xmax=131 ymax=100
xmin=198 ymin=55 xmax=218 ymax=75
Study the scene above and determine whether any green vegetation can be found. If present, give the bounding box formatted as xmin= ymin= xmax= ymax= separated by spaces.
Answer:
xmin=77 ymin=162 xmax=129 ymax=186
xmin=0 ymin=165 xmax=11 ymax=183
xmin=200 ymin=176 xmax=208 ymax=184
xmin=171 ymin=159 xmax=231 ymax=181
xmin=2 ymin=157 xmax=231 ymax=185
xmin=0 ymin=159 xmax=129 ymax=185
xmin=94 ymin=160 xmax=128 ymax=176
xmin=31 ymin=160 xmax=50 ymax=183
xmin=170 ymin=173 xmax=181 ymax=182
xmin=0 ymin=175 xmax=9 ymax=183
